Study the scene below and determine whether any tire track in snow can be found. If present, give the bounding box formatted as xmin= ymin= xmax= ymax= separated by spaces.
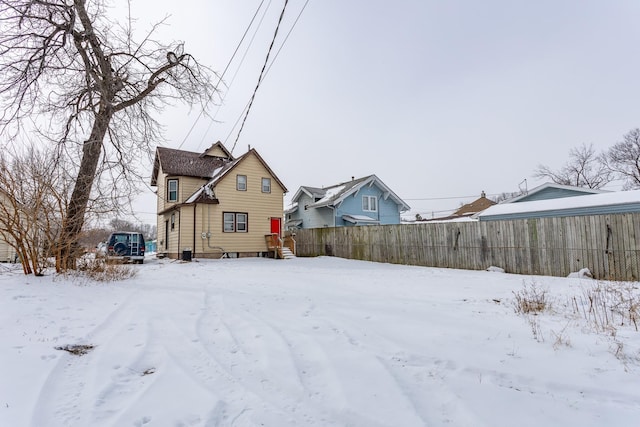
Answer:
xmin=29 ymin=288 xmax=143 ymax=427
xmin=194 ymin=288 xmax=347 ymax=425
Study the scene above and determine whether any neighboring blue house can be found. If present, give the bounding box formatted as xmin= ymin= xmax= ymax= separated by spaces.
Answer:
xmin=285 ymin=175 xmax=410 ymax=229
xmin=504 ymin=183 xmax=608 ymax=203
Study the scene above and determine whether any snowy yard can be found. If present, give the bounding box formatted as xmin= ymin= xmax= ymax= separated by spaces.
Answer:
xmin=1 ymin=256 xmax=639 ymax=427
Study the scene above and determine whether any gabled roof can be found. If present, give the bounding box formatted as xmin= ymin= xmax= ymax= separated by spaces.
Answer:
xmin=425 ymin=192 xmax=496 ymax=222
xmin=184 ymin=148 xmax=288 ymax=204
xmin=291 ymin=175 xmax=410 ymax=212
xmin=201 ymin=141 xmax=234 ymax=160
xmin=503 ymin=182 xmax=608 ymax=203
xmin=150 ymin=146 xmax=232 ymax=186
xmin=453 ymin=193 xmax=496 ymax=216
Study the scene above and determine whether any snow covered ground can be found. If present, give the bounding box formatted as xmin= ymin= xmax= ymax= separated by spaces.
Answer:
xmin=1 ymin=256 xmax=639 ymax=427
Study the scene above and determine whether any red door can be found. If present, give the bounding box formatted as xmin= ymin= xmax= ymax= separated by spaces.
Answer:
xmin=270 ymin=217 xmax=281 ymax=237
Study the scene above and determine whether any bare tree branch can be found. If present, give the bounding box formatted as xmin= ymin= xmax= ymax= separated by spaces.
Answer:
xmin=0 ymin=0 xmax=217 ymax=270
xmin=533 ymin=143 xmax=612 ymax=189
xmin=604 ymin=128 xmax=640 ymax=190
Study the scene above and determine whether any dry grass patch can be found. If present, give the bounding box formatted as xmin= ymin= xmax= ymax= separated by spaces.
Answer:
xmin=75 ymin=258 xmax=137 ymax=282
xmin=513 ymin=280 xmax=549 ymax=315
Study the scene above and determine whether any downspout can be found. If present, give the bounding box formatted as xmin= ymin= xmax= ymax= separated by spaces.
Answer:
xmin=328 ymin=205 xmax=336 ymax=227
xmin=193 ymin=203 xmax=197 ymax=259
xmin=176 ymin=210 xmax=181 ymax=259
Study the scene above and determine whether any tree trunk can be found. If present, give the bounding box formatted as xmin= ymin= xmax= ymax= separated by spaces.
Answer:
xmin=56 ymin=111 xmax=110 ymax=271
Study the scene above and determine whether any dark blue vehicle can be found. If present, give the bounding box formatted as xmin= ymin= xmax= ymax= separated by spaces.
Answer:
xmin=106 ymin=232 xmax=145 ymax=264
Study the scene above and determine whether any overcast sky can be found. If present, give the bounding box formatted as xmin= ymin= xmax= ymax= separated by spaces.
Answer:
xmin=127 ymin=0 xmax=640 ymax=224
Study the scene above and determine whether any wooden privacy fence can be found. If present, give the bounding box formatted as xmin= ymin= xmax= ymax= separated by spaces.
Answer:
xmin=293 ymin=213 xmax=640 ymax=281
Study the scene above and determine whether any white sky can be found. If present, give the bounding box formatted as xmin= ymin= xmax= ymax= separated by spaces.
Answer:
xmin=125 ymin=0 xmax=640 ymax=224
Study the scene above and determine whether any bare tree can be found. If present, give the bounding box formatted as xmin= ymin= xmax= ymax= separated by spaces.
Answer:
xmin=603 ymin=128 xmax=640 ymax=190
xmin=0 ymin=0 xmax=216 ymax=270
xmin=0 ymin=145 xmax=70 ymax=275
xmin=533 ymin=143 xmax=612 ymax=189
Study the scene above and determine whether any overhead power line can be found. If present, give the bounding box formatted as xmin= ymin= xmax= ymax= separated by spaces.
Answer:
xmin=195 ymin=0 xmax=275 ymax=152
xmin=224 ymin=0 xmax=310 ymax=148
xmin=230 ymin=0 xmax=289 ymax=154
xmin=404 ymin=192 xmax=503 ymax=201
xmin=177 ymin=0 xmax=268 ymax=150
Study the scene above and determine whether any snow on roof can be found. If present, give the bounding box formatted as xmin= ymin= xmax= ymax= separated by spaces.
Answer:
xmin=342 ymin=214 xmax=378 ymax=223
xmin=478 ymin=189 xmax=640 ymax=218
xmin=310 ymin=184 xmax=346 ymax=207
xmin=284 ymin=201 xmax=299 ymax=214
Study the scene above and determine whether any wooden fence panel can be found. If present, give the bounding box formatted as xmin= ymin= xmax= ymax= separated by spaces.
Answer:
xmin=292 ymin=213 xmax=640 ymax=281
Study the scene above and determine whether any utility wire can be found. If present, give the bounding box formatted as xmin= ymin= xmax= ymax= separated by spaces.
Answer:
xmin=230 ymin=0 xmax=289 ymax=154
xmin=195 ymin=0 xmax=274 ymax=152
xmin=224 ymin=0 xmax=310 ymax=148
xmin=263 ymin=0 xmax=310 ymax=78
xmin=176 ymin=0 xmax=267 ymax=150
xmin=404 ymin=192 xmax=503 ymax=201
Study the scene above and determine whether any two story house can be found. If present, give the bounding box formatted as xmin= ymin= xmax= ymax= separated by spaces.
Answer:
xmin=285 ymin=175 xmax=410 ymax=230
xmin=150 ymin=142 xmax=287 ymax=259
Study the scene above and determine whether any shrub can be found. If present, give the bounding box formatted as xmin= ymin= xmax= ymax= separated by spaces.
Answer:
xmin=513 ymin=280 xmax=549 ymax=315
xmin=572 ymin=281 xmax=639 ymax=333
xmin=75 ymin=258 xmax=137 ymax=282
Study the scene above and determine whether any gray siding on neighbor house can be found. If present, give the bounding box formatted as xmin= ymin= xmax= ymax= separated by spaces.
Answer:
xmin=513 ymin=187 xmax=598 ymax=203
xmin=479 ymin=202 xmax=640 ymax=221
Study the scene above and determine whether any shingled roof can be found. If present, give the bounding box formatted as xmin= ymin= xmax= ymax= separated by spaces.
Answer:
xmin=291 ymin=175 xmax=409 ymax=212
xmin=151 ymin=146 xmax=231 ymax=185
xmin=453 ymin=192 xmax=496 ymax=216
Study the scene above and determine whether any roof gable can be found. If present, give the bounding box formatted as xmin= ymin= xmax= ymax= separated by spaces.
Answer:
xmin=202 ymin=141 xmax=234 ymax=160
xmin=292 ymin=175 xmax=410 ymax=212
xmin=504 ymin=183 xmax=608 ymax=203
xmin=453 ymin=194 xmax=496 ymax=216
xmin=184 ymin=148 xmax=287 ymax=204
xmin=208 ymin=149 xmax=287 ymax=192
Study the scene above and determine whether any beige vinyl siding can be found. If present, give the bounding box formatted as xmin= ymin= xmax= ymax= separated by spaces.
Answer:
xmin=156 ymin=171 xmax=167 ymax=213
xmin=157 ymin=172 xmax=208 ymax=212
xmin=203 ymin=153 xmax=284 ymax=254
xmin=180 ymin=177 xmax=208 ymax=202
xmin=0 ymin=235 xmax=15 ymax=262
xmin=204 ymin=145 xmax=229 ymax=157
xmin=159 ymin=209 xmax=184 ymax=257
xmin=156 ymin=151 xmax=285 ymax=258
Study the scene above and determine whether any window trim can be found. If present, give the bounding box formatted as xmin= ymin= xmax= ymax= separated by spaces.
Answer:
xmin=362 ymin=195 xmax=378 ymax=212
xmin=261 ymin=177 xmax=271 ymax=193
xmin=236 ymin=175 xmax=247 ymax=191
xmin=223 ymin=212 xmax=249 ymax=233
xmin=167 ymin=179 xmax=179 ymax=202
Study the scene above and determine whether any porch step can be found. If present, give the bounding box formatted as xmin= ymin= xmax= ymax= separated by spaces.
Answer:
xmin=280 ymin=247 xmax=296 ymax=259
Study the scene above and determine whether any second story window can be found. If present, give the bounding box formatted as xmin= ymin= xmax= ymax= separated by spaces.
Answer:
xmin=168 ymin=179 xmax=178 ymax=202
xmin=262 ymin=177 xmax=271 ymax=193
xmin=237 ymin=175 xmax=247 ymax=191
xmin=362 ymin=195 xmax=377 ymax=212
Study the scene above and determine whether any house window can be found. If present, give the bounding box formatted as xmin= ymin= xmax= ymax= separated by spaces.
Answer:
xmin=362 ymin=195 xmax=377 ymax=212
xmin=223 ymin=212 xmax=248 ymax=232
xmin=236 ymin=175 xmax=247 ymax=191
xmin=262 ymin=177 xmax=271 ymax=193
xmin=167 ymin=179 xmax=178 ymax=202
xmin=170 ymin=213 xmax=175 ymax=230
